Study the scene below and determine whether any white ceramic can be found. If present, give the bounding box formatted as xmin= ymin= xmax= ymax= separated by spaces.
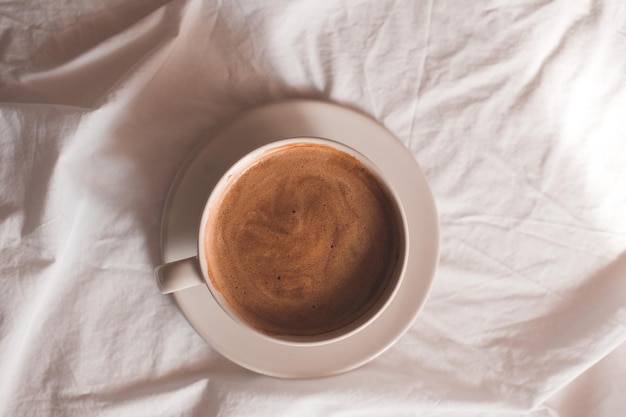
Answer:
xmin=157 ymin=137 xmax=409 ymax=344
xmin=159 ymin=99 xmax=439 ymax=378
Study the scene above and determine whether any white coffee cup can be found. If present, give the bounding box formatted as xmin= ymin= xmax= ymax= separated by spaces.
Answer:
xmin=155 ymin=137 xmax=408 ymax=344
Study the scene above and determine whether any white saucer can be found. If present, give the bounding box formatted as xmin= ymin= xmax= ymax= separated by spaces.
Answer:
xmin=160 ymin=100 xmax=439 ymax=378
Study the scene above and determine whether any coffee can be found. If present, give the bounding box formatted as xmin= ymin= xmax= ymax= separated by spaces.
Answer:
xmin=204 ymin=143 xmax=402 ymax=336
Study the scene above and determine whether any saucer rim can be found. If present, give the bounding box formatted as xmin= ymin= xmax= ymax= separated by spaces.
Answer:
xmin=160 ymin=99 xmax=439 ymax=378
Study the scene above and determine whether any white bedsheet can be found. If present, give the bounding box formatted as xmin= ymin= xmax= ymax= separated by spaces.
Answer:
xmin=1 ymin=0 xmax=625 ymax=416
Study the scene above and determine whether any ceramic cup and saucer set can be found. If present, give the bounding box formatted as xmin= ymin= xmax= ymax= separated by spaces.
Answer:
xmin=155 ymin=100 xmax=439 ymax=378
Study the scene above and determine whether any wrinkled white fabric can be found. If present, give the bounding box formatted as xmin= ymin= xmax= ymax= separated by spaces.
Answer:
xmin=1 ymin=0 xmax=625 ymax=416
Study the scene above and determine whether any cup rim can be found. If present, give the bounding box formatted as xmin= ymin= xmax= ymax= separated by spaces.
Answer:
xmin=195 ymin=136 xmax=409 ymax=346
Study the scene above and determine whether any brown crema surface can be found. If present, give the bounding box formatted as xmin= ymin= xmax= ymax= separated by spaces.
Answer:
xmin=204 ymin=143 xmax=400 ymax=336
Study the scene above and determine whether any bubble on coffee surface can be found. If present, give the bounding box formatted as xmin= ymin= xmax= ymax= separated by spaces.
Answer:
xmin=204 ymin=143 xmax=401 ymax=336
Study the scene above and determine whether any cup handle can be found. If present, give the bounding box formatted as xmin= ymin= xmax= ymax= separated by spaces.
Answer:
xmin=155 ymin=257 xmax=204 ymax=294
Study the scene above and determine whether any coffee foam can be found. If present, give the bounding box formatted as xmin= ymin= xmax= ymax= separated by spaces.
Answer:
xmin=204 ymin=143 xmax=401 ymax=336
